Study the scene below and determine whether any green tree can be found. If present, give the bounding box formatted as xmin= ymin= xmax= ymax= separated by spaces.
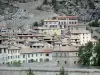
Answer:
xmin=27 ymin=69 xmax=35 ymax=75
xmin=33 ymin=22 xmax=39 ymax=27
xmin=88 ymin=1 xmax=95 ymax=9
xmin=78 ymin=42 xmax=100 ymax=66
xmin=89 ymin=20 xmax=99 ymax=27
xmin=57 ymin=66 xmax=68 ymax=75
xmin=94 ymin=43 xmax=100 ymax=66
xmin=12 ymin=60 xmax=22 ymax=67
xmin=78 ymin=42 xmax=93 ymax=66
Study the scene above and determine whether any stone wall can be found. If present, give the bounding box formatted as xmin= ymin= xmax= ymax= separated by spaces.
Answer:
xmin=0 ymin=67 xmax=100 ymax=75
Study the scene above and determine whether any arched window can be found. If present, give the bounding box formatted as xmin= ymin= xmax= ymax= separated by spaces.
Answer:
xmin=57 ymin=61 xmax=59 ymax=64
xmin=40 ymin=58 xmax=43 ymax=62
xmin=65 ymin=61 xmax=67 ymax=64
xmin=45 ymin=58 xmax=49 ymax=62
xmin=93 ymin=36 xmax=98 ymax=39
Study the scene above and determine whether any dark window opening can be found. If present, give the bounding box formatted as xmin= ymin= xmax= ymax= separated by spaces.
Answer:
xmin=4 ymin=49 xmax=6 ymax=53
xmin=65 ymin=61 xmax=67 ymax=64
xmin=46 ymin=54 xmax=49 ymax=56
xmin=57 ymin=61 xmax=59 ymax=64
xmin=45 ymin=59 xmax=49 ymax=62
xmin=64 ymin=53 xmax=66 ymax=57
xmin=20 ymin=37 xmax=22 ymax=39
xmin=76 ymin=53 xmax=78 ymax=56
xmin=30 ymin=46 xmax=32 ymax=48
xmin=28 ymin=54 xmax=30 ymax=58
xmin=74 ymin=61 xmax=77 ymax=64
xmin=0 ymin=49 xmax=2 ymax=53
xmin=40 ymin=58 xmax=43 ymax=62
xmin=23 ymin=55 xmax=25 ymax=58
xmin=56 ymin=53 xmax=58 ymax=57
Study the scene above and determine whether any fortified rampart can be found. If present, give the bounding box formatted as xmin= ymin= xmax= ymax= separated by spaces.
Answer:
xmin=0 ymin=67 xmax=100 ymax=75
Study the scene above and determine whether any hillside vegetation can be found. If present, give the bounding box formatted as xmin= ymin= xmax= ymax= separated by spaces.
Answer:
xmin=0 ymin=0 xmax=100 ymax=28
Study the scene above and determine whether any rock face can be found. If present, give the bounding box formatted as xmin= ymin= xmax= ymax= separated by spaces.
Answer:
xmin=52 ymin=0 xmax=100 ymax=21
xmin=0 ymin=0 xmax=100 ymax=28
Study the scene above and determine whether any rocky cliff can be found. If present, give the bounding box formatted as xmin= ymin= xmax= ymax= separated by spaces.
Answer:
xmin=0 ymin=0 xmax=100 ymax=28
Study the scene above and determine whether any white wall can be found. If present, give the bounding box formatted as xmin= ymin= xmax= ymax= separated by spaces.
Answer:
xmin=80 ymin=33 xmax=91 ymax=45
xmin=20 ymin=53 xmax=52 ymax=63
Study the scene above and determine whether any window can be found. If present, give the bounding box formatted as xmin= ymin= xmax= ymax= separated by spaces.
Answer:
xmin=0 ymin=49 xmax=2 ymax=53
xmin=69 ymin=22 xmax=71 ymax=24
xmin=11 ymin=56 xmax=12 ymax=59
xmin=75 ymin=22 xmax=76 ymax=24
xmin=64 ymin=22 xmax=66 ymax=25
xmin=4 ymin=49 xmax=6 ymax=53
xmin=30 ymin=46 xmax=32 ymax=48
xmin=8 ymin=50 xmax=10 ymax=54
xmin=74 ymin=61 xmax=77 ymax=64
xmin=20 ymin=37 xmax=22 ymax=39
xmin=8 ymin=56 xmax=9 ymax=59
xmin=61 ymin=22 xmax=63 ymax=25
xmin=16 ymin=55 xmax=17 ymax=58
xmin=36 ymin=53 xmax=37 ymax=57
xmin=72 ymin=22 xmax=73 ymax=24
xmin=33 ymin=46 xmax=36 ymax=48
xmin=40 ymin=53 xmax=42 ymax=56
xmin=64 ymin=25 xmax=66 ymax=28
xmin=18 ymin=55 xmax=19 ymax=58
xmin=30 ymin=37 xmax=33 ymax=39
xmin=40 ymin=58 xmax=43 ymax=62
xmin=75 ymin=39 xmax=77 ymax=41
xmin=45 ymin=25 xmax=47 ymax=27
xmin=59 ymin=22 xmax=60 ymax=25
xmin=76 ymin=53 xmax=78 ymax=56
xmin=62 ymin=44 xmax=66 ymax=46
xmin=46 ymin=54 xmax=49 ymax=56
xmin=56 ymin=53 xmax=58 ymax=57
xmin=37 ymin=46 xmax=40 ymax=48
xmin=23 ymin=60 xmax=25 ymax=63
xmin=55 ymin=25 xmax=57 ymax=27
xmin=23 ymin=54 xmax=25 ymax=58
xmin=65 ymin=61 xmax=67 ymax=64
xmin=57 ymin=61 xmax=59 ymax=64
xmin=32 ymin=54 xmax=33 ymax=57
xmin=28 ymin=54 xmax=30 ymax=58
xmin=64 ymin=53 xmax=66 ymax=57
xmin=60 ymin=53 xmax=62 ymax=57
xmin=45 ymin=58 xmax=49 ymax=62
xmin=36 ymin=59 xmax=38 ymax=62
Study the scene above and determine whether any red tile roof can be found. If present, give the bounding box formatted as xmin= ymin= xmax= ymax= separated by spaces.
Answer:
xmin=43 ymin=49 xmax=52 ymax=53
xmin=56 ymin=16 xmax=77 ymax=20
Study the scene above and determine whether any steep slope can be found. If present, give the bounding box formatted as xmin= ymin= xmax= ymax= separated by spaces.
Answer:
xmin=0 ymin=0 xmax=100 ymax=29
xmin=2 ymin=0 xmax=57 ymax=29
xmin=52 ymin=0 xmax=100 ymax=21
